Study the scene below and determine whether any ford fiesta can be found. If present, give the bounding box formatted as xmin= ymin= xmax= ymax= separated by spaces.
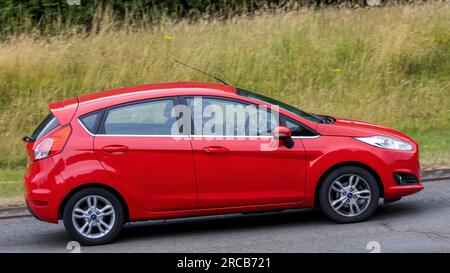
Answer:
xmin=23 ymin=82 xmax=423 ymax=245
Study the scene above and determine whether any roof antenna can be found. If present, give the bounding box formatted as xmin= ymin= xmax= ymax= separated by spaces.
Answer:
xmin=174 ymin=60 xmax=230 ymax=86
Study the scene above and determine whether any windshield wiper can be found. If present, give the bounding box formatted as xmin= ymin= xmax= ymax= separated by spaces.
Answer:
xmin=22 ymin=136 xmax=34 ymax=143
xmin=315 ymin=115 xmax=335 ymax=124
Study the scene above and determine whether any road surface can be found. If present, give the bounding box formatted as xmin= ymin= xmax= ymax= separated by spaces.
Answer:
xmin=1 ymin=179 xmax=449 ymax=253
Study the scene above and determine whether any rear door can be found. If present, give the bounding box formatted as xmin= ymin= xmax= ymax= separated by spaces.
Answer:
xmin=93 ymin=97 xmax=197 ymax=211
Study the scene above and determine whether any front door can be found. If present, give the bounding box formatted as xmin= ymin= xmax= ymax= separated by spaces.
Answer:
xmin=184 ymin=96 xmax=306 ymax=209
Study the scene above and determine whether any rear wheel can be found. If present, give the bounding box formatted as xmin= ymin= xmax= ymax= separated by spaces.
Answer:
xmin=319 ymin=166 xmax=380 ymax=223
xmin=63 ymin=188 xmax=124 ymax=245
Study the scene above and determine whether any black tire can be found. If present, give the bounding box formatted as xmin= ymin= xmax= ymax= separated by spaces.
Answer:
xmin=63 ymin=187 xmax=124 ymax=246
xmin=319 ymin=166 xmax=380 ymax=223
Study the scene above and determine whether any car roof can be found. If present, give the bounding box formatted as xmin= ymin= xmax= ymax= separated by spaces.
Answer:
xmin=78 ymin=82 xmax=237 ymax=104
xmin=49 ymin=81 xmax=320 ymax=130
xmin=49 ymin=82 xmax=237 ymax=123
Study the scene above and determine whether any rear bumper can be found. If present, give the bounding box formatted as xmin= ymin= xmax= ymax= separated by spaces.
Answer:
xmin=25 ymin=191 xmax=59 ymax=223
xmin=23 ymin=158 xmax=64 ymax=223
xmin=25 ymin=198 xmax=46 ymax=222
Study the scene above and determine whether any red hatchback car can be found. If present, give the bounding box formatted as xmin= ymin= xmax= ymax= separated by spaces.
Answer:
xmin=24 ymin=82 xmax=423 ymax=245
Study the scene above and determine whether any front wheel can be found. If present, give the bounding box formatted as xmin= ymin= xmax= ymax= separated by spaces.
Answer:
xmin=319 ymin=166 xmax=380 ymax=223
xmin=63 ymin=188 xmax=124 ymax=245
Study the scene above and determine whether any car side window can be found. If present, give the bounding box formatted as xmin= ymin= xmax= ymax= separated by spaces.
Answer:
xmin=185 ymin=97 xmax=279 ymax=136
xmin=283 ymin=117 xmax=318 ymax=137
xmin=102 ymin=99 xmax=176 ymax=135
xmin=79 ymin=111 xmax=101 ymax=134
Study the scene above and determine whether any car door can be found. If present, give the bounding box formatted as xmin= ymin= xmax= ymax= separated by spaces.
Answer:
xmin=93 ymin=97 xmax=197 ymax=212
xmin=183 ymin=95 xmax=307 ymax=209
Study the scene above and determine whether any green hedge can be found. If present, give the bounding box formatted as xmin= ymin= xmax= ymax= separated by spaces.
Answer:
xmin=0 ymin=0 xmax=283 ymax=29
xmin=0 ymin=0 xmax=373 ymax=35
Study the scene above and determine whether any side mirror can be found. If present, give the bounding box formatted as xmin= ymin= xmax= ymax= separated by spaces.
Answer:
xmin=272 ymin=126 xmax=294 ymax=148
xmin=272 ymin=126 xmax=292 ymax=139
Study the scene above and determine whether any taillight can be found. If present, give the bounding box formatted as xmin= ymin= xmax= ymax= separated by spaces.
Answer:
xmin=33 ymin=125 xmax=72 ymax=161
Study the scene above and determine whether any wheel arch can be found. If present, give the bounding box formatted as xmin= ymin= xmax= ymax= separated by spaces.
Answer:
xmin=58 ymin=183 xmax=130 ymax=222
xmin=313 ymin=161 xmax=384 ymax=207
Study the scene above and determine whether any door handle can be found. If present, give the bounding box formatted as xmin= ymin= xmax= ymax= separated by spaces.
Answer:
xmin=103 ymin=145 xmax=129 ymax=153
xmin=203 ymin=146 xmax=229 ymax=155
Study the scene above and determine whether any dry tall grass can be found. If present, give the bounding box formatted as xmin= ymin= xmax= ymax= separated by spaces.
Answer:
xmin=0 ymin=3 xmax=449 ymax=168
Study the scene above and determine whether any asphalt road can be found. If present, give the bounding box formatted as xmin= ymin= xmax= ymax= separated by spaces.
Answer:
xmin=1 ymin=179 xmax=450 ymax=253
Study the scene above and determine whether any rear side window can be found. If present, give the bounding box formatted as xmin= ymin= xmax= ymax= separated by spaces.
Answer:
xmin=102 ymin=99 xmax=176 ymax=135
xmin=31 ymin=113 xmax=60 ymax=140
xmin=79 ymin=111 xmax=101 ymax=134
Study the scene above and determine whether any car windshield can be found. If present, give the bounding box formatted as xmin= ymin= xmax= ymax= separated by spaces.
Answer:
xmin=236 ymin=88 xmax=324 ymax=123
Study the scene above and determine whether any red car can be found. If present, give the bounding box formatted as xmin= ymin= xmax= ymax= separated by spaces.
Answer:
xmin=23 ymin=82 xmax=423 ymax=245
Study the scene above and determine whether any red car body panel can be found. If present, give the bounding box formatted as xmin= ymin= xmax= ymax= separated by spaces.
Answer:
xmin=318 ymin=117 xmax=412 ymax=140
xmin=48 ymin=97 xmax=78 ymax=125
xmin=94 ymin=136 xmax=197 ymax=212
xmin=23 ymin=82 xmax=423 ymax=224
xmin=191 ymin=137 xmax=306 ymax=208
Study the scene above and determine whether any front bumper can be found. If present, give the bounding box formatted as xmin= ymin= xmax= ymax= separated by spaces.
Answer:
xmin=384 ymin=184 xmax=424 ymax=200
xmin=383 ymin=172 xmax=423 ymax=199
xmin=374 ymin=147 xmax=424 ymax=201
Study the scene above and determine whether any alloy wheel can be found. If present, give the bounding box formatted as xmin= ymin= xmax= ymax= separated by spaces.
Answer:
xmin=72 ymin=195 xmax=116 ymax=239
xmin=328 ymin=174 xmax=372 ymax=217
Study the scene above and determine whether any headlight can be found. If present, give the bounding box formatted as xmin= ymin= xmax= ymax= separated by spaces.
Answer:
xmin=354 ymin=136 xmax=413 ymax=151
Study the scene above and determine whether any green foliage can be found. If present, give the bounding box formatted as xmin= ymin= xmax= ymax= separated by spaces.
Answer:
xmin=0 ymin=0 xmax=295 ymax=35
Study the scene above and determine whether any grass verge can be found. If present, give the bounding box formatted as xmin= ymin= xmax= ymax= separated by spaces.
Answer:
xmin=0 ymin=169 xmax=24 ymax=207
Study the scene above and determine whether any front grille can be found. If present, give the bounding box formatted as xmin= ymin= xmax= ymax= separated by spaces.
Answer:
xmin=393 ymin=173 xmax=419 ymax=185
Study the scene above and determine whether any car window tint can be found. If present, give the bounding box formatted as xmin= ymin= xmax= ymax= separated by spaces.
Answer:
xmin=284 ymin=118 xmax=317 ymax=137
xmin=186 ymin=97 xmax=279 ymax=136
xmin=104 ymin=99 xmax=176 ymax=135
xmin=79 ymin=112 xmax=100 ymax=134
xmin=31 ymin=113 xmax=60 ymax=140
